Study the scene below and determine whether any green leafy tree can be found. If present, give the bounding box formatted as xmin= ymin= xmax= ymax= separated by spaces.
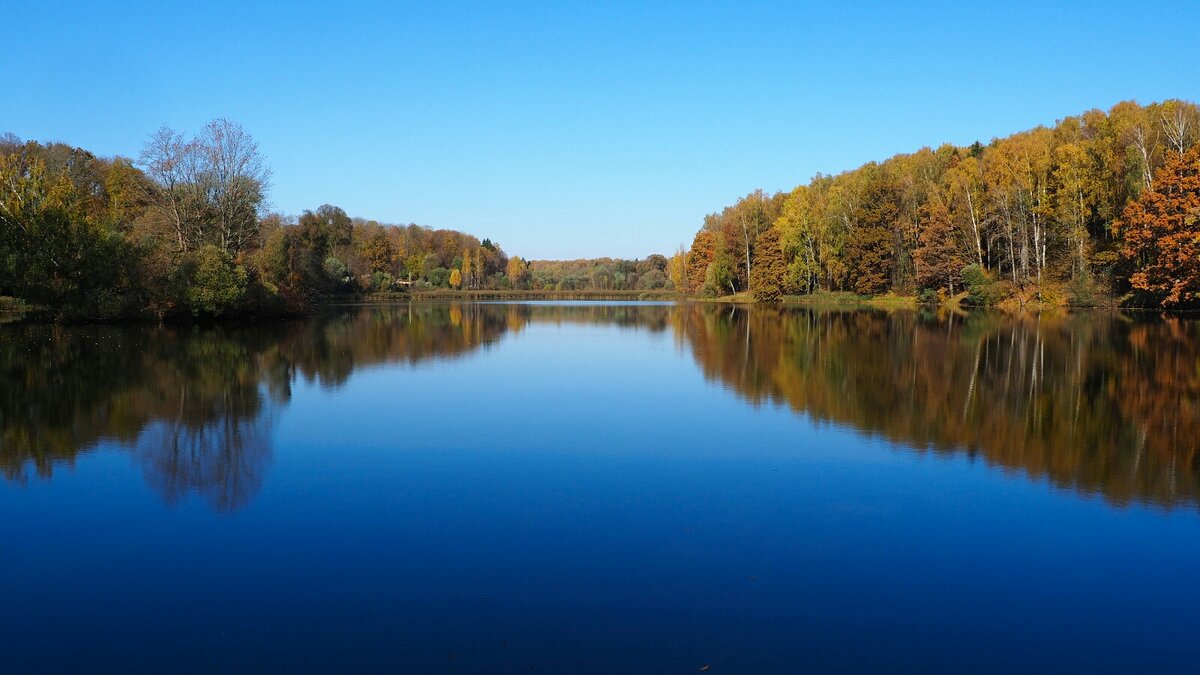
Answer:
xmin=182 ymin=245 xmax=248 ymax=316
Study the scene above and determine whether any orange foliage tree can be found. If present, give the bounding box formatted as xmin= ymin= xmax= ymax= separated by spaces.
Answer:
xmin=685 ymin=230 xmax=716 ymax=292
xmin=749 ymin=227 xmax=787 ymax=302
xmin=1118 ymin=146 xmax=1200 ymax=306
xmin=914 ymin=199 xmax=967 ymax=294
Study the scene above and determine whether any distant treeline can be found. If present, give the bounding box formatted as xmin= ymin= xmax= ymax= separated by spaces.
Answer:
xmin=525 ymin=256 xmax=672 ymax=291
xmin=675 ymin=99 xmax=1200 ymax=307
xmin=0 ymin=122 xmax=679 ymax=320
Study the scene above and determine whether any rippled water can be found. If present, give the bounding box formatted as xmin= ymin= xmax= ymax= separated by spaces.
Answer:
xmin=3 ymin=302 xmax=1199 ymax=672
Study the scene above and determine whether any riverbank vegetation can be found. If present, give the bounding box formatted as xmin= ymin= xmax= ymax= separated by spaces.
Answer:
xmin=5 ymin=99 xmax=1199 ymax=320
xmin=1 ymin=123 xmax=677 ymax=320
xmin=676 ymin=99 xmax=1200 ymax=309
xmin=524 ymin=257 xmax=673 ymax=292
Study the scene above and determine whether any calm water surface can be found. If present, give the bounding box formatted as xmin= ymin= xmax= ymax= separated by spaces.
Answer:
xmin=3 ymin=302 xmax=1199 ymax=672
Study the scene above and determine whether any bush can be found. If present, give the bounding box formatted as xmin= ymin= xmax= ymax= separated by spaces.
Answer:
xmin=1067 ymin=273 xmax=1108 ymax=307
xmin=323 ymin=256 xmax=352 ymax=290
xmin=0 ymin=296 xmax=29 ymax=312
xmin=960 ymin=264 xmax=1003 ymax=306
xmin=637 ymin=268 xmax=668 ymax=290
xmin=428 ymin=267 xmax=450 ymax=288
xmin=368 ymin=271 xmax=396 ymax=292
xmin=702 ymin=258 xmax=735 ymax=297
xmin=917 ymin=288 xmax=939 ymax=306
xmin=182 ymin=245 xmax=248 ymax=316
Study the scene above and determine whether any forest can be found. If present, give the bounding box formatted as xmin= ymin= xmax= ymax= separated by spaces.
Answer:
xmin=3 ymin=99 xmax=1199 ymax=319
xmin=525 ymin=256 xmax=672 ymax=291
xmin=675 ymin=99 xmax=1200 ymax=308
xmin=0 ymin=121 xmax=674 ymax=320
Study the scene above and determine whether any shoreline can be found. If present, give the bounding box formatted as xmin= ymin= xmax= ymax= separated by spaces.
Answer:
xmin=4 ymin=290 xmax=1197 ymax=326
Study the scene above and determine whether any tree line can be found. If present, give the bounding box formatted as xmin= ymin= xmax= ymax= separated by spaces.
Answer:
xmin=675 ymin=99 xmax=1200 ymax=307
xmin=6 ymin=100 xmax=1198 ymax=318
xmin=523 ymin=256 xmax=672 ymax=291
xmin=0 ymin=121 xmax=551 ymax=318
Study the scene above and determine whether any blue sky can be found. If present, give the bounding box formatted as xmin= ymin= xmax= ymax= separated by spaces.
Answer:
xmin=5 ymin=1 xmax=1198 ymax=259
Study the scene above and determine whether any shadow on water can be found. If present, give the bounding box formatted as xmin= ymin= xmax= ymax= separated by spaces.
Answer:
xmin=2 ymin=302 xmax=1197 ymax=511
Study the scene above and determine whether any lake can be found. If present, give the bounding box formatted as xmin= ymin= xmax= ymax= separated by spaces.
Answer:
xmin=3 ymin=302 xmax=1199 ymax=672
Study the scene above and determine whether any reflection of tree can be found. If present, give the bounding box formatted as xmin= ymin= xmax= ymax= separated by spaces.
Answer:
xmin=0 ymin=304 xmax=527 ymax=510
xmin=0 ymin=323 xmax=285 ymax=511
xmin=5 ymin=303 xmax=1198 ymax=511
xmin=677 ymin=305 xmax=1200 ymax=509
xmin=133 ymin=389 xmax=276 ymax=514
xmin=0 ymin=324 xmax=158 ymax=481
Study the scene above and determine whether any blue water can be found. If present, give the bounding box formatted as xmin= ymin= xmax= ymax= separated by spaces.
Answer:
xmin=2 ymin=303 xmax=1198 ymax=672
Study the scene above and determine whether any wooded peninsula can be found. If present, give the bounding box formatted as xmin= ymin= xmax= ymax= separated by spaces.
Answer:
xmin=2 ymin=98 xmax=1198 ymax=319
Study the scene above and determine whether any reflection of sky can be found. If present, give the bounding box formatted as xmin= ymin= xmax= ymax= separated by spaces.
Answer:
xmin=3 ymin=311 xmax=1200 ymax=671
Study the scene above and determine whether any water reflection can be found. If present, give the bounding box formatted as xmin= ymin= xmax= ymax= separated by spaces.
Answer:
xmin=2 ymin=303 xmax=1197 ymax=510
xmin=0 ymin=304 xmax=511 ymax=511
xmin=681 ymin=306 xmax=1200 ymax=508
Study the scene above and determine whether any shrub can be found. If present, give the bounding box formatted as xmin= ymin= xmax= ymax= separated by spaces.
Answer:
xmin=183 ymin=245 xmax=248 ymax=316
xmin=961 ymin=264 xmax=1003 ymax=306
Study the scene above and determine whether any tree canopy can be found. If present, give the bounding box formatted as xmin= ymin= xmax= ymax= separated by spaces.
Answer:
xmin=679 ymin=98 xmax=1200 ymax=307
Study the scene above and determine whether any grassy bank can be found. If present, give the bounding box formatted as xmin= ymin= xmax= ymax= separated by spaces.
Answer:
xmin=703 ymin=292 xmax=756 ymax=304
xmin=0 ymin=296 xmax=31 ymax=313
xmin=361 ymin=289 xmax=682 ymax=302
xmin=782 ymin=291 xmax=917 ymax=310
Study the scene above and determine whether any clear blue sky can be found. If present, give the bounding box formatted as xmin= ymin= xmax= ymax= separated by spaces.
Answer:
xmin=5 ymin=1 xmax=1198 ymax=259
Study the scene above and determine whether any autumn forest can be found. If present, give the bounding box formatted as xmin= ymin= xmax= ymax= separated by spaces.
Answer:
xmin=677 ymin=99 xmax=1200 ymax=307
xmin=2 ymin=98 xmax=1199 ymax=319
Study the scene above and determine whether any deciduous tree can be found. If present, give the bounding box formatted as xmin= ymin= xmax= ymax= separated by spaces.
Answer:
xmin=750 ymin=227 xmax=786 ymax=302
xmin=685 ymin=230 xmax=715 ymax=293
xmin=1118 ymin=146 xmax=1200 ymax=306
xmin=914 ymin=199 xmax=965 ymax=294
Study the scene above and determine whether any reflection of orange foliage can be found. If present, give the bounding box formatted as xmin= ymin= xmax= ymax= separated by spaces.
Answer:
xmin=678 ymin=306 xmax=1200 ymax=509
xmin=4 ymin=304 xmax=1198 ymax=512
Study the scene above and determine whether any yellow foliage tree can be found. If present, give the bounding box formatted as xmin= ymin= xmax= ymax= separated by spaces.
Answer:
xmin=506 ymin=256 xmax=528 ymax=287
xmin=461 ymin=251 xmax=473 ymax=289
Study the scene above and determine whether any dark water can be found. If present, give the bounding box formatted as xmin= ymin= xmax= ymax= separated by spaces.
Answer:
xmin=3 ymin=302 xmax=1199 ymax=673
